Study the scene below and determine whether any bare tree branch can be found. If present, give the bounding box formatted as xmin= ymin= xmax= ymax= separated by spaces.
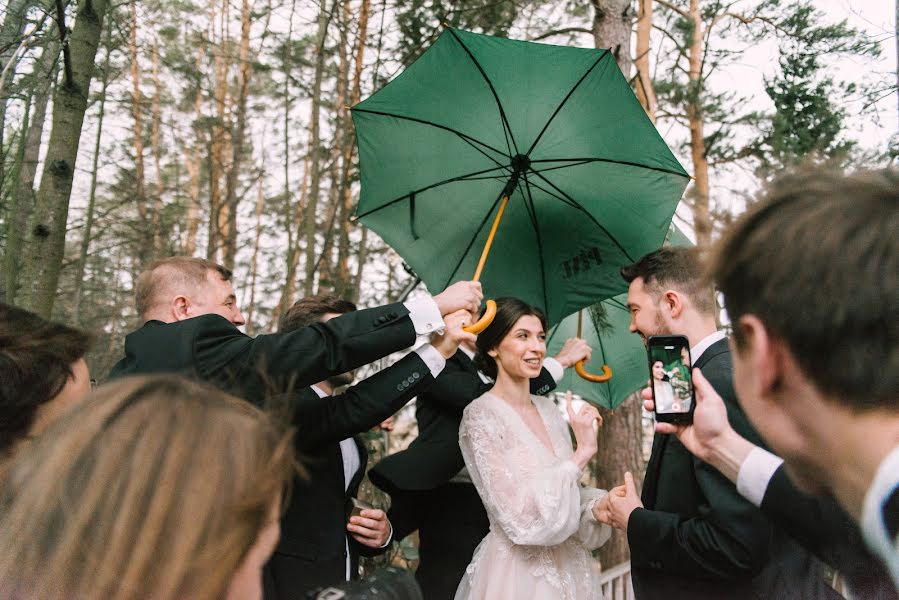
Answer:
xmin=530 ymin=27 xmax=593 ymax=41
xmin=54 ymin=0 xmax=74 ymax=87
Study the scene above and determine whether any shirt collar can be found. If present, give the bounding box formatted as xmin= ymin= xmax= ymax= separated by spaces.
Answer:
xmin=691 ymin=330 xmax=727 ymax=363
xmin=310 ymin=384 xmax=329 ymax=398
xmin=459 ymin=345 xmax=476 ymax=361
xmin=860 ymin=445 xmax=899 ymax=585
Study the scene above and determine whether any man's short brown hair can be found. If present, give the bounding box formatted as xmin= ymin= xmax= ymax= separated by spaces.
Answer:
xmin=135 ymin=257 xmax=232 ymax=320
xmin=279 ymin=294 xmax=357 ymax=333
xmin=620 ymin=247 xmax=715 ymax=315
xmin=0 ymin=304 xmax=92 ymax=455
xmin=710 ymin=167 xmax=897 ymax=410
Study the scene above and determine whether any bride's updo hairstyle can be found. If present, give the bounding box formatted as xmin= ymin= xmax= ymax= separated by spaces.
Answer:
xmin=474 ymin=297 xmax=547 ymax=379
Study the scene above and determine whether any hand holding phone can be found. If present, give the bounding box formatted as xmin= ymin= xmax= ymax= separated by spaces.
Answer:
xmin=647 ymin=335 xmax=695 ymax=424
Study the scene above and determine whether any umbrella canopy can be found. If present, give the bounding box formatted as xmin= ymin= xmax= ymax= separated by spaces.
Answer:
xmin=352 ymin=28 xmax=689 ymax=325
xmin=546 ymin=224 xmax=694 ymax=408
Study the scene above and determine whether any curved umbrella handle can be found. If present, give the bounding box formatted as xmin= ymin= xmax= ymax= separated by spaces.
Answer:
xmin=575 ymin=361 xmax=612 ymax=383
xmin=463 ymin=299 xmax=496 ymax=334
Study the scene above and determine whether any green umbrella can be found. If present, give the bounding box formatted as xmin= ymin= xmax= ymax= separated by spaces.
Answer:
xmin=352 ymin=27 xmax=689 ymax=326
xmin=546 ymin=224 xmax=694 ymax=408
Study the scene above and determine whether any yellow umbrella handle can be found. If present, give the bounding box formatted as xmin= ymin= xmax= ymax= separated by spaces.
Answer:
xmin=574 ymin=309 xmax=613 ymax=382
xmin=575 ymin=361 xmax=612 ymax=382
xmin=463 ymin=194 xmax=509 ymax=334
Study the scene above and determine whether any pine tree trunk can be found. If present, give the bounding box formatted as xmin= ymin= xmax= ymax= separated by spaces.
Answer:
xmin=590 ymin=1 xmax=645 ymax=569
xmin=687 ymin=0 xmax=711 ymax=248
xmin=634 ymin=0 xmax=657 ymax=122
xmin=73 ymin=19 xmax=113 ymax=324
xmin=182 ymin=40 xmax=207 ymax=257
xmin=245 ymin=176 xmax=265 ymax=335
xmin=150 ymin=41 xmax=164 ymax=256
xmin=302 ymin=0 xmax=336 ymax=295
xmin=16 ymin=0 xmax=110 ymax=317
xmin=206 ymin=0 xmax=228 ymax=263
xmin=591 ymin=0 xmax=634 ymax=79
xmin=4 ymin=41 xmax=58 ymax=302
xmin=129 ymin=0 xmax=151 ymax=265
xmin=221 ymin=0 xmax=252 ymax=272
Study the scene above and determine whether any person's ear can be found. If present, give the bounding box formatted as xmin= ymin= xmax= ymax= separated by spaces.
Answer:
xmin=488 ymin=348 xmax=498 ymax=358
xmin=661 ymin=290 xmax=683 ymax=319
xmin=172 ymin=295 xmax=191 ymax=321
xmin=736 ymin=314 xmax=781 ymax=397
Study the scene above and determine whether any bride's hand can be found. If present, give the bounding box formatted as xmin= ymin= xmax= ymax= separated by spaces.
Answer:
xmin=566 ymin=391 xmax=601 ymax=468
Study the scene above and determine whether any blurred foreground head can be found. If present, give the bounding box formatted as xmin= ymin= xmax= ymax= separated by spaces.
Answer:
xmin=0 ymin=303 xmax=92 ymax=460
xmin=0 ymin=375 xmax=296 ymax=600
xmin=710 ymin=166 xmax=897 ymax=493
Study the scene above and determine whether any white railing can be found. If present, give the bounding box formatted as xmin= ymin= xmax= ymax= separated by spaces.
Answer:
xmin=598 ymin=561 xmax=634 ymax=600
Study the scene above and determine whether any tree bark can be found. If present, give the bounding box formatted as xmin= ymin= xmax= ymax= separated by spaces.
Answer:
xmin=182 ymin=38 xmax=207 ymax=256
xmin=128 ymin=0 xmax=151 ymax=265
xmin=687 ymin=0 xmax=711 ymax=248
xmin=245 ymin=175 xmax=265 ymax=335
xmin=206 ymin=0 xmax=228 ymax=263
xmin=16 ymin=0 xmax=110 ymax=317
xmin=4 ymin=40 xmax=59 ymax=302
xmin=591 ymin=0 xmax=633 ymax=79
xmin=150 ymin=41 xmax=164 ymax=256
xmin=221 ymin=0 xmax=252 ymax=271
xmin=72 ymin=18 xmax=112 ymax=324
xmin=589 ymin=2 xmax=645 ymax=568
xmin=302 ymin=0 xmax=337 ymax=295
xmin=634 ymin=0 xmax=657 ymax=122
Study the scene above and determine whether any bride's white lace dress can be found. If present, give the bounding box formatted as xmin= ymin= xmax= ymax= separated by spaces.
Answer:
xmin=454 ymin=392 xmax=611 ymax=600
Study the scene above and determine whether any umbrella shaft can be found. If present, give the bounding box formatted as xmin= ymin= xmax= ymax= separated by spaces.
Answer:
xmin=472 ymin=194 xmax=509 ymax=282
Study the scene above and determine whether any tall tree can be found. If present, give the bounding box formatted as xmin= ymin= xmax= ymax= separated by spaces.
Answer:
xmin=17 ymin=0 xmax=111 ymax=317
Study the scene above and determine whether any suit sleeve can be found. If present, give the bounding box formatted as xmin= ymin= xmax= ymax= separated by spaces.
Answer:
xmin=289 ymin=352 xmax=435 ymax=449
xmin=194 ymin=303 xmax=417 ymax=394
xmin=626 ymin=363 xmax=772 ymax=580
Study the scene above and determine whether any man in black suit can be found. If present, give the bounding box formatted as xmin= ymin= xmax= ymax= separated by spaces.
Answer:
xmin=369 ymin=335 xmax=590 ymax=599
xmin=108 ymin=256 xmax=482 ymax=403
xmin=596 ymin=247 xmax=837 ymax=599
xmin=264 ymin=294 xmax=473 ymax=599
xmin=646 ymin=169 xmax=898 ymax=592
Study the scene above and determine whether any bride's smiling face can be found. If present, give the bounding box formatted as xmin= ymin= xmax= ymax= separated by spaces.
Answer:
xmin=489 ymin=315 xmax=546 ymax=379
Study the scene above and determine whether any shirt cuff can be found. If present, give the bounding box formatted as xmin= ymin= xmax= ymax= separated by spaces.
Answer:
xmin=404 ymin=296 xmax=445 ymax=335
xmin=544 ymin=356 xmax=564 ymax=383
xmin=414 ymin=344 xmax=447 ymax=379
xmin=736 ymin=446 xmax=784 ymax=507
xmin=379 ymin=521 xmax=394 ymax=548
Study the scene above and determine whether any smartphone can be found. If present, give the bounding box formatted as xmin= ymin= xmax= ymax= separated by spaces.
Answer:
xmin=345 ymin=497 xmax=374 ymax=522
xmin=647 ymin=335 xmax=695 ymax=424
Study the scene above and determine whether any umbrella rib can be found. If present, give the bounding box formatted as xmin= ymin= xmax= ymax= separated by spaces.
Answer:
xmin=520 ymin=173 xmax=550 ymax=318
xmin=526 ymin=51 xmax=610 ymax=156
xmin=530 ymin=157 xmax=690 ymax=179
xmin=354 ymin=164 xmax=512 ymax=219
xmin=530 ymin=170 xmax=635 ymax=263
xmin=443 ymin=190 xmax=506 ymax=288
xmin=447 ymin=28 xmax=520 ymax=157
xmin=352 ymin=107 xmax=510 ymax=161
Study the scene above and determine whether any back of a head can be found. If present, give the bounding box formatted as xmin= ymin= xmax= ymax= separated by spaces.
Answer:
xmin=474 ymin=297 xmax=547 ymax=379
xmin=620 ymin=247 xmax=716 ymax=316
xmin=278 ymin=293 xmax=357 ymax=333
xmin=135 ymin=256 xmax=232 ymax=322
xmin=710 ymin=167 xmax=898 ymax=411
xmin=0 ymin=375 xmax=296 ymax=600
xmin=0 ymin=303 xmax=91 ymax=457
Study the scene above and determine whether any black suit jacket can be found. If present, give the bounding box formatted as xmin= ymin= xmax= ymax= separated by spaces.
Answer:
xmin=266 ymin=352 xmax=437 ymax=599
xmin=369 ymin=351 xmax=556 ymax=600
xmin=628 ymin=338 xmax=838 ymax=600
xmin=760 ymin=466 xmax=897 ymax=599
xmin=107 ymin=303 xmax=416 ymax=403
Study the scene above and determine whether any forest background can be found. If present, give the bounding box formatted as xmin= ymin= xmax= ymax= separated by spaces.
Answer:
xmin=0 ymin=0 xmax=895 ymax=570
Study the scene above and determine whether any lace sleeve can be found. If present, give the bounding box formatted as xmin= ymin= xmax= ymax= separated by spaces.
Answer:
xmin=459 ymin=401 xmax=584 ymax=547
xmin=577 ymin=487 xmax=612 ymax=550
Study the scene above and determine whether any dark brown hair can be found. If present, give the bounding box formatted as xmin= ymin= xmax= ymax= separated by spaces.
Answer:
xmin=135 ymin=257 xmax=233 ymax=320
xmin=279 ymin=294 xmax=357 ymax=333
xmin=620 ymin=247 xmax=715 ymax=315
xmin=0 ymin=304 xmax=92 ymax=455
xmin=710 ymin=167 xmax=898 ymax=410
xmin=474 ymin=297 xmax=547 ymax=379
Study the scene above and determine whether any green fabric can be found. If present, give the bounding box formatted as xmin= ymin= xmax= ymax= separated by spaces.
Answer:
xmin=352 ymin=28 xmax=689 ymax=325
xmin=546 ymin=223 xmax=694 ymax=408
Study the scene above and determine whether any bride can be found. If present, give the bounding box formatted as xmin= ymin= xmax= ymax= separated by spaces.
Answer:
xmin=455 ymin=297 xmax=611 ymax=600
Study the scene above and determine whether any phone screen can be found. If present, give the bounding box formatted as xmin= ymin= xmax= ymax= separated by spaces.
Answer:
xmin=648 ymin=336 xmax=694 ymax=421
